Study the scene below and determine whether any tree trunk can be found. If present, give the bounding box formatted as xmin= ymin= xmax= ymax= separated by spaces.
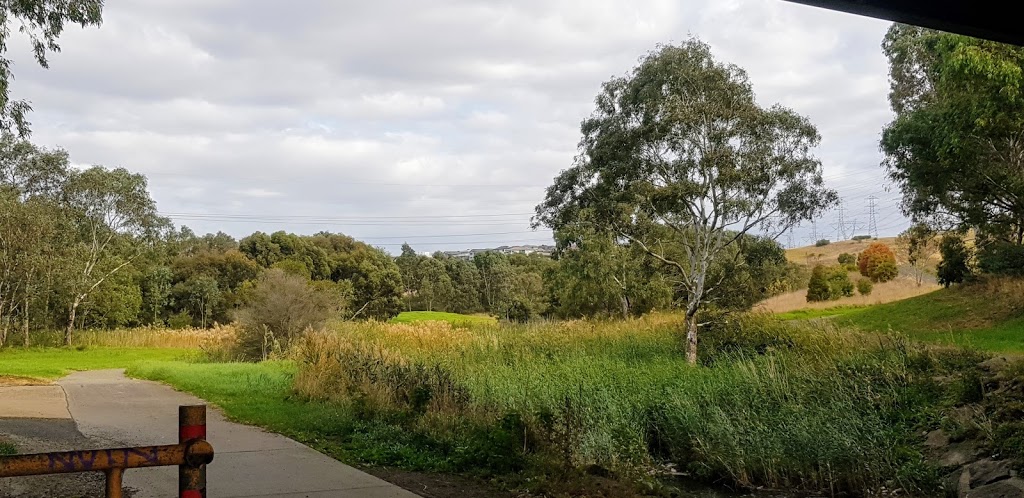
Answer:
xmin=65 ymin=298 xmax=81 ymax=346
xmin=23 ymin=294 xmax=30 ymax=347
xmin=685 ymin=312 xmax=699 ymax=365
xmin=620 ymin=295 xmax=630 ymax=320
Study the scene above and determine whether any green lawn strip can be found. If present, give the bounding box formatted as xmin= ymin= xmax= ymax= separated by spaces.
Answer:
xmin=0 ymin=347 xmax=196 ymax=380
xmin=390 ymin=311 xmax=496 ymax=327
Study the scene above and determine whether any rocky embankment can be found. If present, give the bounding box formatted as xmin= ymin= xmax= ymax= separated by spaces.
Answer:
xmin=928 ymin=357 xmax=1024 ymax=498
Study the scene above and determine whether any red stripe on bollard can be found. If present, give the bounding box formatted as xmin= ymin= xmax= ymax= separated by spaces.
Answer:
xmin=179 ymin=425 xmax=206 ymax=441
xmin=180 ymin=491 xmax=203 ymax=498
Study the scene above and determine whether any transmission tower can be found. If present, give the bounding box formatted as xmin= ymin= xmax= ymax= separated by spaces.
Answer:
xmin=833 ymin=200 xmax=847 ymax=241
xmin=848 ymin=218 xmax=861 ymax=238
xmin=786 ymin=228 xmax=795 ymax=249
xmin=867 ymin=195 xmax=879 ymax=238
xmin=805 ymin=220 xmax=819 ymax=245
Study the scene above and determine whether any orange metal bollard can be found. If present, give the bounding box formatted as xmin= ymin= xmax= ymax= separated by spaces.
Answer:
xmin=178 ymin=404 xmax=208 ymax=498
xmin=0 ymin=405 xmax=214 ymax=498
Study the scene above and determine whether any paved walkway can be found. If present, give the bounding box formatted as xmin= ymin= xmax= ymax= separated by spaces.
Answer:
xmin=2 ymin=370 xmax=420 ymax=498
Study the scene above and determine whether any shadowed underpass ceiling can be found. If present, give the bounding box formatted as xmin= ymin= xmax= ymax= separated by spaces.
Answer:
xmin=784 ymin=0 xmax=1024 ymax=45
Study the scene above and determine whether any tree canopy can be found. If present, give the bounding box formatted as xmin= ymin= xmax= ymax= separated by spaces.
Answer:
xmin=882 ymin=25 xmax=1024 ymax=245
xmin=535 ymin=39 xmax=836 ymax=363
xmin=0 ymin=0 xmax=104 ymax=136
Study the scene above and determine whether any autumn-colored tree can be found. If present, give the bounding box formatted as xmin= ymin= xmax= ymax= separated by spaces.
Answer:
xmin=857 ymin=243 xmax=899 ymax=283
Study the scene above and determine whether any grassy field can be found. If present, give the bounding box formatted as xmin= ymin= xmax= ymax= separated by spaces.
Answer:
xmin=3 ymin=312 xmax=1016 ymax=496
xmin=837 ymin=279 xmax=1024 ymax=353
xmin=0 ymin=347 xmax=196 ymax=380
xmin=389 ymin=311 xmax=496 ymax=327
xmin=775 ymin=278 xmax=1024 ymax=353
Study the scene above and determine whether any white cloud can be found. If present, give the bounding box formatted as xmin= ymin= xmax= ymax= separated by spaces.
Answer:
xmin=9 ymin=0 xmax=903 ymax=251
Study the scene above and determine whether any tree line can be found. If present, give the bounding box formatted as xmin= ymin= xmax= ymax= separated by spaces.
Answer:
xmin=0 ymin=130 xmax=814 ymax=347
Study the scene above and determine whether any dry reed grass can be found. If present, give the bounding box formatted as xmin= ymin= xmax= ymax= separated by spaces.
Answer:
xmin=71 ymin=324 xmax=238 ymax=350
xmin=755 ymin=274 xmax=941 ymax=313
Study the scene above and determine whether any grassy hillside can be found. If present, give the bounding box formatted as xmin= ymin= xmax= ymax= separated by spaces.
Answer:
xmin=786 ymin=237 xmax=899 ymax=265
xmin=389 ymin=311 xmax=497 ymax=327
xmin=785 ymin=237 xmax=941 ymax=268
xmin=756 ymin=274 xmax=940 ymax=313
xmin=783 ymin=278 xmax=1024 ymax=353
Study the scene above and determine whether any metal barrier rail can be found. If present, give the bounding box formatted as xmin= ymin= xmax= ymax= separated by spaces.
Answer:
xmin=0 ymin=405 xmax=214 ymax=498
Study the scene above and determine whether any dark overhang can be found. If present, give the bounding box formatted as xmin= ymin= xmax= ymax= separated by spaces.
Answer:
xmin=783 ymin=1 xmax=1023 ymax=46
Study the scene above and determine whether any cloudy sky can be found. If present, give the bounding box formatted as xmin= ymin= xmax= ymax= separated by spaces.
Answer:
xmin=13 ymin=0 xmax=905 ymax=253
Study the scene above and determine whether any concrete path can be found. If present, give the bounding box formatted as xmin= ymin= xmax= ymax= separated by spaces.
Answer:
xmin=2 ymin=370 xmax=421 ymax=498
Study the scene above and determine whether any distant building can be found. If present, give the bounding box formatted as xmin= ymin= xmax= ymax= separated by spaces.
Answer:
xmin=442 ymin=244 xmax=554 ymax=260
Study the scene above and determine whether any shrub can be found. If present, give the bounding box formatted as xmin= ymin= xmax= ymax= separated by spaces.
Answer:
xmin=858 ymin=243 xmax=898 ymax=282
xmin=504 ymin=299 xmax=532 ymax=323
xmin=807 ymin=265 xmax=853 ymax=302
xmin=815 ymin=239 xmax=831 ymax=247
xmin=977 ymin=240 xmax=1024 ymax=277
xmin=937 ymin=235 xmax=973 ymax=287
xmin=857 ymin=278 xmax=874 ymax=296
xmin=699 ymin=312 xmax=796 ymax=364
xmin=852 ymin=234 xmax=872 ymax=241
xmin=167 ymin=311 xmax=193 ymax=329
xmin=806 ymin=266 xmax=832 ymax=302
xmin=235 ymin=269 xmax=342 ymax=360
xmin=837 ymin=252 xmax=857 ymax=271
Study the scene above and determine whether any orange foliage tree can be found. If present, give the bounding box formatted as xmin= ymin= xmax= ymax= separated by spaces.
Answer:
xmin=857 ymin=243 xmax=899 ymax=282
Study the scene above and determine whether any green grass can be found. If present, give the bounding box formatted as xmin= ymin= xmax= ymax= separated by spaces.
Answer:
xmin=776 ymin=279 xmax=1024 ymax=354
xmin=834 ymin=281 xmax=1024 ymax=353
xmin=125 ymin=360 xmax=457 ymax=470
xmin=389 ymin=311 xmax=496 ymax=327
xmin=0 ymin=347 xmax=195 ymax=379
xmin=774 ymin=305 xmax=866 ymax=321
xmin=6 ymin=312 xmax=1000 ymax=496
xmin=0 ymin=440 xmax=17 ymax=456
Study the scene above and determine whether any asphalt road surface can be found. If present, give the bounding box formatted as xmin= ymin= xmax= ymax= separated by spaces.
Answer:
xmin=1 ymin=370 xmax=420 ymax=498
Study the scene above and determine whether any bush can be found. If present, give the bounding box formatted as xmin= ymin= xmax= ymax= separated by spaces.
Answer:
xmin=837 ymin=252 xmax=857 ymax=271
xmin=807 ymin=265 xmax=854 ymax=302
xmin=852 ymin=235 xmax=872 ymax=241
xmin=937 ymin=235 xmax=973 ymax=287
xmin=815 ymin=239 xmax=831 ymax=247
xmin=167 ymin=311 xmax=193 ymax=329
xmin=235 ymin=269 xmax=342 ymax=360
xmin=857 ymin=278 xmax=874 ymax=296
xmin=858 ymin=243 xmax=898 ymax=282
xmin=698 ymin=312 xmax=796 ymax=364
xmin=977 ymin=240 xmax=1024 ymax=277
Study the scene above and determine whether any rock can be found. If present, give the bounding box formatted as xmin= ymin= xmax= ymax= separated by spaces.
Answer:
xmin=980 ymin=357 xmax=1010 ymax=373
xmin=967 ymin=477 xmax=1024 ymax=498
xmin=942 ymin=440 xmax=982 ymax=467
xmin=960 ymin=468 xmax=974 ymax=498
xmin=927 ymin=429 xmax=951 ymax=449
xmin=968 ymin=459 xmax=1014 ymax=488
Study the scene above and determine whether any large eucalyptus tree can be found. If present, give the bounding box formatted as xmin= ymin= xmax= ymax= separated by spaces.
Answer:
xmin=535 ymin=39 xmax=836 ymax=364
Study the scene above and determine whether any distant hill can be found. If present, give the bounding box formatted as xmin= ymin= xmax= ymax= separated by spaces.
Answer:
xmin=785 ymin=237 xmax=900 ymax=266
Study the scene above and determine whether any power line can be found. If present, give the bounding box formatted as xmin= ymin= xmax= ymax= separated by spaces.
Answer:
xmin=160 ymin=211 xmax=534 ymax=220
